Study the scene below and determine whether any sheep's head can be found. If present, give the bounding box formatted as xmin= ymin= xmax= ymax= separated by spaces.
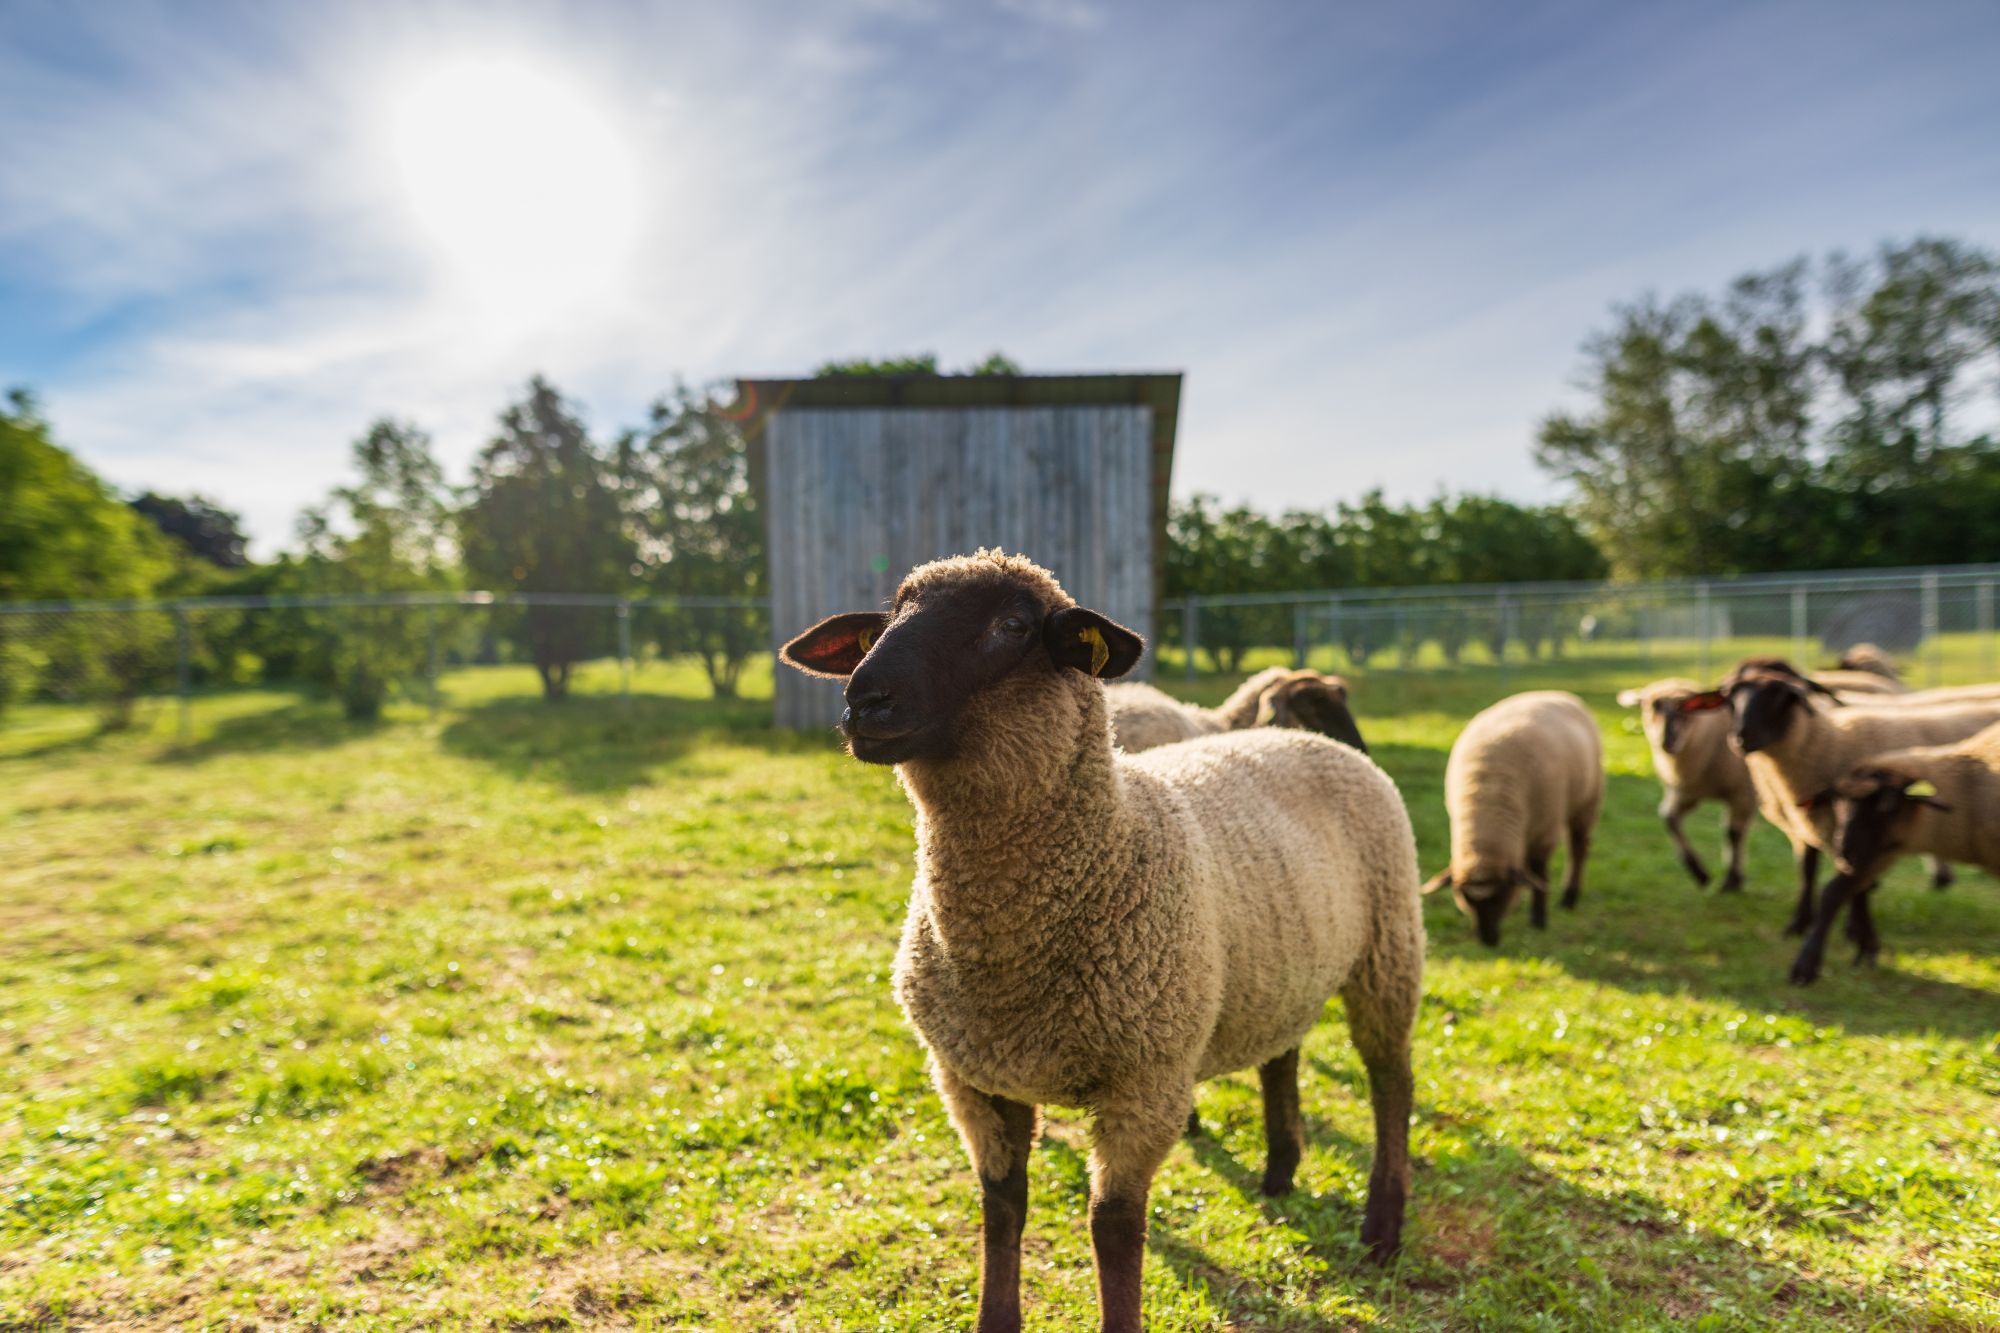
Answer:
xmin=1421 ymin=861 xmax=1545 ymax=947
xmin=1618 ymin=678 xmax=1705 ymax=756
xmin=779 ymin=550 xmax=1144 ymax=766
xmin=1814 ymin=765 xmax=1951 ymax=879
xmin=1698 ymin=663 xmax=1839 ymax=754
xmin=1254 ymin=671 xmax=1368 ymax=752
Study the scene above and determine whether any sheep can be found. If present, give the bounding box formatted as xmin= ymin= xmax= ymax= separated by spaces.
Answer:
xmin=1835 ymin=643 xmax=1902 ymax=683
xmin=1787 ymin=720 xmax=2000 ymax=984
xmin=1728 ymin=654 xmax=1904 ymax=697
xmin=1107 ymin=666 xmax=1366 ymax=754
xmin=1735 ymin=655 xmax=2000 ymax=707
xmin=1422 ymin=690 xmax=1604 ymax=946
xmin=1679 ymin=666 xmax=2000 ymax=944
xmin=779 ymin=550 xmax=1423 ymax=1333
xmin=1617 ymin=678 xmax=1757 ymax=892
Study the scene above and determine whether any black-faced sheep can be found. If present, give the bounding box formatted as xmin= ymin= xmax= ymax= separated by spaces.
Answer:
xmin=1680 ymin=666 xmax=2000 ymax=944
xmin=1423 ymin=690 xmax=1604 ymax=945
xmin=780 ymin=550 xmax=1423 ymax=1333
xmin=1618 ymin=678 xmax=1757 ymax=892
xmin=1787 ymin=719 xmax=2000 ymax=983
xmin=1108 ymin=666 xmax=1365 ymax=754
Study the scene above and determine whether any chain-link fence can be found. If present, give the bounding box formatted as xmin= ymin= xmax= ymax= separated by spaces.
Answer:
xmin=0 ymin=592 xmax=772 ymax=741
xmin=6 ymin=564 xmax=2000 ymax=741
xmin=1158 ymin=563 xmax=2000 ymax=686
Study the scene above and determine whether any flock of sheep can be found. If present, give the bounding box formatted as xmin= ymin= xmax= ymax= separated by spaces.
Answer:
xmin=775 ymin=549 xmax=1996 ymax=1333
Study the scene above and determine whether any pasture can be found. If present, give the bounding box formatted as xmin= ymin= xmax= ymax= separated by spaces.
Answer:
xmin=3 ymin=654 xmax=1996 ymax=1331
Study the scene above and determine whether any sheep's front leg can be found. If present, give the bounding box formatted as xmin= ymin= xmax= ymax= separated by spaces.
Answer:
xmin=934 ymin=1064 xmax=1038 ymax=1333
xmin=1560 ymin=818 xmax=1591 ymax=910
xmin=1784 ymin=845 xmax=1820 ymax=937
xmin=1790 ymin=870 xmax=1867 ymax=985
xmin=1661 ymin=797 xmax=1709 ymax=887
xmin=1719 ymin=808 xmax=1751 ymax=894
xmin=1258 ymin=1048 xmax=1303 ymax=1196
xmin=1088 ymin=1092 xmax=1187 ymax=1333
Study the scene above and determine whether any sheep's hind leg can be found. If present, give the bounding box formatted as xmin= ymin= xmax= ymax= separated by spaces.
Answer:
xmin=1662 ymin=799 xmax=1709 ymax=887
xmin=1527 ymin=851 xmax=1552 ymax=930
xmin=1560 ymin=815 xmax=1593 ymax=910
xmin=1342 ymin=951 xmax=1420 ymax=1263
xmin=1258 ymin=1048 xmax=1304 ymax=1196
xmin=1784 ymin=845 xmax=1820 ymax=937
xmin=1718 ymin=809 xmax=1751 ymax=894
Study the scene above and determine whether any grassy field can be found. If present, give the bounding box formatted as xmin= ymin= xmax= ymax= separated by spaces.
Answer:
xmin=3 ymin=653 xmax=1997 ymax=1331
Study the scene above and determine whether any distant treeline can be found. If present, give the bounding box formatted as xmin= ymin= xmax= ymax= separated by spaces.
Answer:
xmin=5 ymin=233 xmax=1996 ymax=716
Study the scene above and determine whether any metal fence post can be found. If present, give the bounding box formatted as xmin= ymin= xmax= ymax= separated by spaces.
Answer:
xmin=1182 ymin=599 xmax=1198 ymax=681
xmin=1922 ymin=572 xmax=1941 ymax=687
xmin=426 ymin=605 xmax=440 ymax=719
xmin=1790 ymin=582 xmax=1807 ymax=665
xmin=1980 ymin=580 xmax=1995 ymax=681
xmin=1292 ymin=601 xmax=1308 ymax=669
xmin=617 ymin=602 xmax=632 ymax=701
xmin=173 ymin=606 xmax=191 ymax=742
xmin=1697 ymin=581 xmax=1712 ymax=683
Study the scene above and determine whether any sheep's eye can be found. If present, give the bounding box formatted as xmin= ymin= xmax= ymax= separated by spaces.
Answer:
xmin=998 ymin=615 xmax=1031 ymax=638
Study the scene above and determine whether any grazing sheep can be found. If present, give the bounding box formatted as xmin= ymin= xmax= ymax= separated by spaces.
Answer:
xmin=1107 ymin=667 xmax=1365 ymax=754
xmin=1680 ymin=666 xmax=2000 ymax=942
xmin=1729 ymin=654 xmax=1904 ymax=697
xmin=1423 ymin=691 xmax=1604 ymax=945
xmin=1788 ymin=720 xmax=2000 ymax=983
xmin=780 ymin=550 xmax=1423 ymax=1333
xmin=1835 ymin=643 xmax=1902 ymax=683
xmin=1617 ymin=678 xmax=1757 ymax=892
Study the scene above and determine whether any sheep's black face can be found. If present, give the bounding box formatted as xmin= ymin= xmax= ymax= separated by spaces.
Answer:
xmin=1727 ymin=678 xmax=1806 ymax=754
xmin=780 ymin=576 xmax=1144 ymax=766
xmin=1454 ymin=879 xmax=1514 ymax=947
xmin=1655 ymin=699 xmax=1692 ymax=755
xmin=1831 ymin=772 xmax=1948 ymax=878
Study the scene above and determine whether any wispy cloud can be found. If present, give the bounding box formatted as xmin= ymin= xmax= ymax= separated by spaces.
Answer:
xmin=3 ymin=0 xmax=1998 ymax=553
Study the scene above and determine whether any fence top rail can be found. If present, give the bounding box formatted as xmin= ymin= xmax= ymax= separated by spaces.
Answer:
xmin=1160 ymin=560 xmax=2000 ymax=610
xmin=0 ymin=591 xmax=776 ymax=616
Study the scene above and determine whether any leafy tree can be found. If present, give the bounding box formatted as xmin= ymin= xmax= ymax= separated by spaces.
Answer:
xmin=460 ymin=378 xmax=630 ymax=702
xmin=813 ymin=352 xmax=1024 ymax=377
xmin=1539 ymin=238 xmax=2000 ymax=576
xmin=617 ymin=384 xmax=765 ymax=697
xmin=130 ymin=492 xmax=249 ymax=569
xmin=293 ymin=420 xmax=454 ymax=720
xmin=0 ymin=390 xmax=174 ymax=722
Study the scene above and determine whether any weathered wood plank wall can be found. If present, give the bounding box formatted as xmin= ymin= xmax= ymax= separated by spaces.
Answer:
xmin=767 ymin=405 xmax=1156 ymax=729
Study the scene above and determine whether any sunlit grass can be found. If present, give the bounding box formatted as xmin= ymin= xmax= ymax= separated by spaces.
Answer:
xmin=1 ymin=654 xmax=1995 ymax=1329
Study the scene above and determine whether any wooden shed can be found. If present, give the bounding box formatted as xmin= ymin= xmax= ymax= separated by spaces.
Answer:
xmin=737 ymin=373 xmax=1183 ymax=729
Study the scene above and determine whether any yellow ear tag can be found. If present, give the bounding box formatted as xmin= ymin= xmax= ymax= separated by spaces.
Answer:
xmin=857 ymin=626 xmax=876 ymax=653
xmin=1080 ymin=625 xmax=1110 ymax=677
xmin=1905 ymin=779 xmax=1937 ymax=798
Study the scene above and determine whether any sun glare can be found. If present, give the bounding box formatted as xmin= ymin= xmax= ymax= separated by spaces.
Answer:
xmin=387 ymin=56 xmax=641 ymax=317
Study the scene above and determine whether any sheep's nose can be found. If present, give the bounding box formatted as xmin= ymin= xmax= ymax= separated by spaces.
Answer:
xmin=846 ymin=684 xmax=893 ymax=720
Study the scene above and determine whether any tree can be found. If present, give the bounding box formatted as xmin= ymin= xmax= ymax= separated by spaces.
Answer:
xmin=813 ymin=352 xmax=1024 ymax=377
xmin=130 ymin=492 xmax=250 ymax=569
xmin=293 ymin=420 xmax=454 ymax=720
xmin=618 ymin=384 xmax=765 ymax=697
xmin=460 ymin=378 xmax=630 ymax=702
xmin=1538 ymin=238 xmax=2000 ymax=577
xmin=0 ymin=390 xmax=174 ymax=722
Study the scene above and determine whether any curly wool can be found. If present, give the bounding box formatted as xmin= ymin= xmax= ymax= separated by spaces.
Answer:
xmin=1438 ymin=691 xmax=1603 ymax=885
xmin=881 ymin=552 xmax=1423 ymax=1193
xmin=1105 ymin=666 xmax=1292 ymax=752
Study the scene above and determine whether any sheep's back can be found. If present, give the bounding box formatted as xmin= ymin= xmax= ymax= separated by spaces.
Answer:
xmin=1106 ymin=682 xmax=1225 ymax=753
xmin=1445 ymin=692 xmax=1602 ymax=869
xmin=1123 ymin=728 xmax=1418 ymax=1080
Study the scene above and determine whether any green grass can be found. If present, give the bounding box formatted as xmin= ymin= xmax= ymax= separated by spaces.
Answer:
xmin=2 ymin=653 xmax=1996 ymax=1330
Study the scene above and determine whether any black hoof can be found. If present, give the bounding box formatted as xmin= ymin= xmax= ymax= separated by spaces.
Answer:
xmin=1184 ymin=1110 xmax=1201 ymax=1138
xmin=1260 ymin=1171 xmax=1295 ymax=1198
xmin=1559 ymin=889 xmax=1580 ymax=910
xmin=1789 ymin=954 xmax=1821 ymax=986
xmin=1718 ymin=873 xmax=1744 ymax=894
xmin=1682 ymin=857 xmax=1711 ymax=888
xmin=1783 ymin=916 xmax=1810 ymax=938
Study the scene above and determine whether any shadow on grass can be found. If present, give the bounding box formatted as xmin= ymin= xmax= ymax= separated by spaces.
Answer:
xmin=1172 ymin=1113 xmax=1954 ymax=1331
xmin=155 ymin=696 xmax=389 ymax=764
xmin=438 ymin=690 xmax=817 ymax=792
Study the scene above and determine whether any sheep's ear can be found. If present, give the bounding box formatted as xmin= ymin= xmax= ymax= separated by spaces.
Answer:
xmin=1677 ymin=692 xmax=1727 ymax=713
xmin=1293 ymin=688 xmax=1370 ymax=754
xmin=780 ymin=612 xmax=889 ymax=679
xmin=1512 ymin=866 xmax=1549 ymax=894
xmin=1420 ymin=869 xmax=1453 ymax=895
xmin=1616 ymin=688 xmax=1642 ymax=707
xmin=1904 ymin=779 xmax=1951 ymax=810
xmin=1044 ymin=607 xmax=1144 ymax=679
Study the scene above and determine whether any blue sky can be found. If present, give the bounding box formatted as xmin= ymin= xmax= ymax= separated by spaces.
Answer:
xmin=3 ymin=0 xmax=1998 ymax=554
